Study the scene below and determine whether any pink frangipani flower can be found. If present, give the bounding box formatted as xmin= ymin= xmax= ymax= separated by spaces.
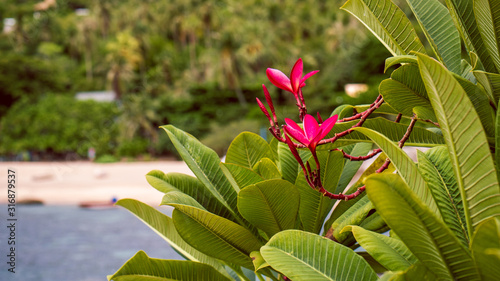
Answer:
xmin=284 ymin=114 xmax=338 ymax=152
xmin=266 ymin=58 xmax=319 ymax=97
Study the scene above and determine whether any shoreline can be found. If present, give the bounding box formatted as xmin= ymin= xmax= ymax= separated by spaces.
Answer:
xmin=0 ymin=161 xmax=193 ymax=206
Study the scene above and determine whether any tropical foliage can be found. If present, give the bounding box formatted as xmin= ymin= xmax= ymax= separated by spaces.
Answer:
xmin=0 ymin=0 xmax=386 ymax=159
xmin=110 ymin=0 xmax=500 ymax=280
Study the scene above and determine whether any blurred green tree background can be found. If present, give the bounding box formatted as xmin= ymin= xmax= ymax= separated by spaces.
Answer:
xmin=0 ymin=0 xmax=390 ymax=160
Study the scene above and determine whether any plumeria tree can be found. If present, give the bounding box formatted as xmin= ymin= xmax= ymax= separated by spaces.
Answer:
xmin=109 ymin=0 xmax=500 ymax=280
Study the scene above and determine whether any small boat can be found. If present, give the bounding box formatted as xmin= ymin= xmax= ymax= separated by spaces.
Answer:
xmin=79 ymin=197 xmax=117 ymax=209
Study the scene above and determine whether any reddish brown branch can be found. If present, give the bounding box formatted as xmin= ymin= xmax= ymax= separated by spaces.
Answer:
xmin=337 ymin=148 xmax=382 ymax=161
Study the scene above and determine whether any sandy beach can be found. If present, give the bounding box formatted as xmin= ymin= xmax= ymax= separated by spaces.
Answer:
xmin=0 ymin=161 xmax=194 ymax=206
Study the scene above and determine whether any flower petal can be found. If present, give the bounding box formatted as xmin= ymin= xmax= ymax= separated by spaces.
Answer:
xmin=266 ymin=68 xmax=292 ymax=92
xmin=256 ymin=97 xmax=272 ymax=124
xmin=303 ymin=114 xmax=319 ymax=141
xmin=290 ymin=58 xmax=303 ymax=93
xmin=300 ymin=70 xmax=319 ymax=85
xmin=318 ymin=114 xmax=338 ymax=140
xmin=284 ymin=119 xmax=309 ymax=145
xmin=262 ymin=84 xmax=276 ymax=122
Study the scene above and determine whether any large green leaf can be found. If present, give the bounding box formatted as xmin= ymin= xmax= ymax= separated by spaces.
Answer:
xmin=453 ymin=73 xmax=496 ymax=138
xmin=108 ymin=251 xmax=231 ymax=281
xmin=496 ymin=104 xmax=500 ymax=179
xmin=238 ymin=179 xmax=300 ymax=237
xmin=342 ymin=225 xmax=417 ymax=271
xmin=352 ymin=127 xmax=440 ymax=218
xmin=325 ymin=117 xmax=444 ymax=149
xmin=161 ymin=125 xmax=240 ymax=221
xmin=471 ymin=217 xmax=500 ymax=281
xmin=146 ymin=170 xmax=234 ymax=220
xmin=341 ymin=0 xmax=425 ymax=56
xmin=260 ymin=230 xmax=378 ymax=281
xmin=380 ymin=64 xmax=435 ymax=121
xmin=417 ymin=147 xmax=469 ymax=246
xmin=474 ymin=0 xmax=500 ymax=73
xmin=220 ymin=163 xmax=263 ymax=192
xmin=170 ymin=204 xmax=263 ymax=269
xmin=384 ymin=55 xmax=418 ymax=72
xmin=114 ymin=199 xmax=228 ymax=276
xmin=225 ymin=132 xmax=274 ymax=169
xmin=365 ymin=174 xmax=480 ymax=280
xmin=445 ymin=0 xmax=497 ymax=73
xmin=253 ymin=158 xmax=281 ymax=180
xmin=161 ymin=191 xmax=206 ymax=210
xmin=474 ymin=70 xmax=500 ymax=105
xmin=417 ymin=53 xmax=500 ymax=236
xmin=406 ymin=0 xmax=462 ymax=74
xmin=329 ymin=196 xmax=374 ymax=244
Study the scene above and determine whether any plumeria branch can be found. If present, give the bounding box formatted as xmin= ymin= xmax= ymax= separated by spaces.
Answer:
xmin=319 ymin=95 xmax=384 ymax=145
xmin=257 ymin=59 xmax=422 ymax=202
xmin=337 ymin=148 xmax=382 ymax=161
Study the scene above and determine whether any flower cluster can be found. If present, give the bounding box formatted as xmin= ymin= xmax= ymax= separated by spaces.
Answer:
xmin=257 ymin=58 xmax=411 ymax=200
xmin=258 ymin=58 xmax=339 ymax=194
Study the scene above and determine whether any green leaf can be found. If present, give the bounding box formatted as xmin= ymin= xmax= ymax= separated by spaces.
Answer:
xmin=380 ymin=64 xmax=435 ymax=121
xmin=253 ymin=158 xmax=281 ymax=180
xmin=471 ymin=217 xmax=500 ymax=281
xmin=474 ymin=0 xmax=500 ymax=73
xmin=453 ymin=74 xmax=496 ymax=139
xmin=237 ymin=179 xmax=300 ymax=237
xmin=250 ymin=251 xmax=269 ymax=272
xmin=341 ymin=0 xmax=425 ymax=56
xmin=329 ymin=196 xmax=374 ymax=244
xmin=474 ymin=70 xmax=500 ymax=105
xmin=170 ymin=204 xmax=263 ymax=269
xmin=384 ymin=55 xmax=418 ymax=72
xmin=352 ymin=127 xmax=441 ymax=218
xmin=406 ymin=0 xmax=462 ymax=74
xmin=417 ymin=53 xmax=500 ymax=236
xmin=342 ymin=225 xmax=418 ymax=271
xmin=331 ymin=104 xmax=355 ymax=119
xmin=161 ymin=125 xmax=240 ymax=221
xmin=109 ymin=251 xmax=231 ymax=281
xmin=161 ymin=191 xmax=206 ymax=210
xmin=226 ymin=132 xmax=274 ymax=169
xmin=146 ymin=170 xmax=234 ymax=220
xmin=359 ymin=212 xmax=390 ymax=234
xmin=417 ymin=147 xmax=469 ymax=246
xmin=260 ymin=230 xmax=377 ymax=281
xmin=365 ymin=174 xmax=480 ymax=280
xmin=445 ymin=0 xmax=497 ymax=73
xmin=220 ymin=163 xmax=263 ymax=192
xmin=114 ymin=199 xmax=228 ymax=276
xmin=496 ymin=104 xmax=500 ymax=179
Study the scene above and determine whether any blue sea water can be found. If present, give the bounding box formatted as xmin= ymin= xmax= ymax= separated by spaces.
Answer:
xmin=0 ymin=204 xmax=183 ymax=281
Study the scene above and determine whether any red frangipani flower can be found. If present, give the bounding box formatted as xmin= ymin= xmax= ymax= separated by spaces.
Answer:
xmin=283 ymin=114 xmax=338 ymax=153
xmin=266 ymin=58 xmax=319 ymax=98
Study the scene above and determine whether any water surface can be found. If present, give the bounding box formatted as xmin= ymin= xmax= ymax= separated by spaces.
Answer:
xmin=0 ymin=204 xmax=182 ymax=281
